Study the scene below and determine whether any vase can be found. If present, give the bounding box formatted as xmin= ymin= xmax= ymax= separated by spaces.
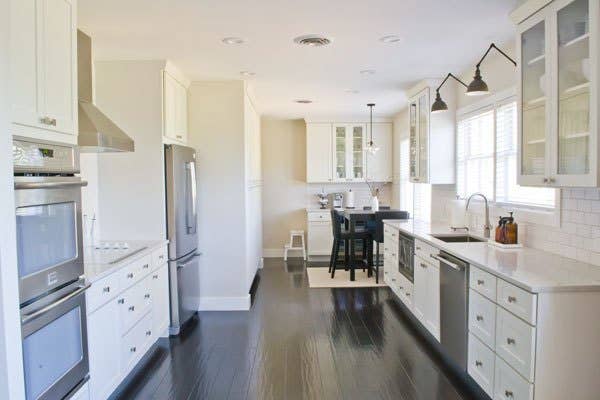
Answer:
xmin=371 ymin=196 xmax=379 ymax=212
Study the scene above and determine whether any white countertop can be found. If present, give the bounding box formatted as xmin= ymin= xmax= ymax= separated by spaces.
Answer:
xmin=84 ymin=240 xmax=168 ymax=283
xmin=383 ymin=219 xmax=600 ymax=293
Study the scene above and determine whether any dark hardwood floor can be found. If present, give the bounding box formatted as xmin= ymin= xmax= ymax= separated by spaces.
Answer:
xmin=110 ymin=258 xmax=481 ymax=400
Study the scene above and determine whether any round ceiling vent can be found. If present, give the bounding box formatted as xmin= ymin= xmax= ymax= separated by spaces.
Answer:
xmin=293 ymin=35 xmax=332 ymax=47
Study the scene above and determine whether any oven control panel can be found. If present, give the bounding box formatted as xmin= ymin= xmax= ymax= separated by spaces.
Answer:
xmin=13 ymin=137 xmax=79 ymax=174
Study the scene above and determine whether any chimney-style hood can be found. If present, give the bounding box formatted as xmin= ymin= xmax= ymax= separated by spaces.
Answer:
xmin=77 ymin=30 xmax=134 ymax=153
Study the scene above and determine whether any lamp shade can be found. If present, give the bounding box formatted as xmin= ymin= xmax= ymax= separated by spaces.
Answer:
xmin=466 ymin=67 xmax=489 ymax=96
xmin=431 ymin=90 xmax=448 ymax=113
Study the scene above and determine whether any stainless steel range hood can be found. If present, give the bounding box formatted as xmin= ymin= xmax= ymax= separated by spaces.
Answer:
xmin=77 ymin=30 xmax=134 ymax=153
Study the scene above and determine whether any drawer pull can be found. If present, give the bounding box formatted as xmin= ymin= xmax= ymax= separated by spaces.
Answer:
xmin=159 ymin=255 xmax=164 ymax=259
xmin=118 ymin=298 xmax=125 ymax=304
xmin=103 ymin=286 xmax=110 ymax=293
xmin=477 ymin=279 xmax=484 ymax=285
xmin=176 ymin=135 xmax=183 ymax=139
xmin=143 ymin=264 xmax=149 ymax=269
xmin=504 ymin=390 xmax=514 ymax=398
xmin=420 ymin=263 xmax=427 ymax=269
xmin=146 ymin=330 xmax=152 ymax=336
xmin=127 ymin=273 xmax=134 ymax=279
xmin=145 ymin=293 xmax=151 ymax=299
xmin=507 ymin=296 xmax=517 ymax=303
xmin=416 ymin=246 xmax=421 ymax=250
xmin=405 ymin=292 xmax=410 ymax=297
xmin=40 ymin=116 xmax=57 ymax=126
xmin=153 ymin=274 xmax=159 ymax=279
xmin=475 ymin=360 xmax=482 ymax=367
xmin=391 ymin=278 xmax=396 ymax=282
xmin=476 ymin=315 xmax=483 ymax=321
xmin=506 ymin=338 xmax=516 ymax=345
xmin=130 ymin=346 xmax=137 ymax=353
xmin=128 ymin=306 xmax=135 ymax=312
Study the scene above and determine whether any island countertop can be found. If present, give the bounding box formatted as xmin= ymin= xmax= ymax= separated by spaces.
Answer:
xmin=383 ymin=219 xmax=600 ymax=293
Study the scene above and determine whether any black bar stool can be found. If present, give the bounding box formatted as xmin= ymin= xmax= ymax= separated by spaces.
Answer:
xmin=369 ymin=210 xmax=410 ymax=283
xmin=329 ymin=209 xmax=372 ymax=279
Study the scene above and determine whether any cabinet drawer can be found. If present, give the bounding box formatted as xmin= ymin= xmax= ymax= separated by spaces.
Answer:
xmin=496 ymin=280 xmax=537 ymax=325
xmin=86 ymin=273 xmax=120 ymax=313
xmin=495 ymin=307 xmax=536 ymax=382
xmin=468 ymin=333 xmax=495 ymax=398
xmin=397 ymin=275 xmax=413 ymax=308
xmin=470 ymin=267 xmax=497 ymax=300
xmin=118 ymin=284 xmax=146 ymax=335
xmin=121 ymin=311 xmax=153 ymax=375
xmin=469 ymin=289 xmax=496 ymax=348
xmin=119 ymin=255 xmax=152 ymax=290
xmin=494 ymin=356 xmax=534 ymax=400
xmin=307 ymin=211 xmax=331 ymax=222
xmin=414 ymin=239 xmax=437 ymax=261
xmin=152 ymin=246 xmax=168 ymax=268
xmin=383 ymin=225 xmax=399 ymax=239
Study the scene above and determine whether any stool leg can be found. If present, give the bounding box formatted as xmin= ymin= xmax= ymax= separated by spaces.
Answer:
xmin=376 ymin=242 xmax=380 ymax=284
xmin=367 ymin=240 xmax=373 ymax=277
xmin=362 ymin=239 xmax=367 ymax=272
xmin=344 ymin=240 xmax=349 ymax=271
xmin=301 ymin=234 xmax=306 ymax=261
xmin=329 ymin=238 xmax=337 ymax=273
xmin=331 ymin=239 xmax=340 ymax=278
xmin=350 ymin=237 xmax=356 ymax=281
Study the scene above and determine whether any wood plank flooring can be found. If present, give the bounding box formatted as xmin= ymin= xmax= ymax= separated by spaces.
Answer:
xmin=110 ymin=258 xmax=481 ymax=400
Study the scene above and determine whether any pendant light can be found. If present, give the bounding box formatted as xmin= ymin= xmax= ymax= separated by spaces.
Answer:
xmin=366 ymin=103 xmax=379 ymax=155
xmin=431 ymin=73 xmax=468 ymax=113
xmin=466 ymin=43 xmax=517 ymax=96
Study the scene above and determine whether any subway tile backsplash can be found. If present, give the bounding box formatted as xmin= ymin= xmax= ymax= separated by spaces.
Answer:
xmin=306 ymin=183 xmax=392 ymax=209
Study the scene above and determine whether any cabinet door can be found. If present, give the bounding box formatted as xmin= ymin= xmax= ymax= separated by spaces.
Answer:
xmin=413 ymin=256 xmax=428 ymax=323
xmin=306 ymin=123 xmax=332 ymax=182
xmin=88 ymin=299 xmax=121 ymax=400
xmin=409 ymin=101 xmax=419 ymax=182
xmin=307 ymin=221 xmax=333 ymax=256
xmin=518 ymin=11 xmax=551 ymax=186
xmin=333 ymin=125 xmax=348 ymax=181
xmin=151 ymin=264 xmax=170 ymax=338
xmin=174 ymin=81 xmax=188 ymax=143
xmin=163 ymin=72 xmax=177 ymax=140
xmin=426 ymin=264 xmax=440 ymax=340
xmin=350 ymin=124 xmax=366 ymax=181
xmin=552 ymin=0 xmax=594 ymax=186
xmin=39 ymin=0 xmax=76 ymax=134
xmin=417 ymin=91 xmax=430 ymax=183
xmin=366 ymin=123 xmax=393 ymax=182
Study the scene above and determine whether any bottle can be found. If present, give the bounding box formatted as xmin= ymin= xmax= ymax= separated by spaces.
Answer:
xmin=505 ymin=212 xmax=518 ymax=244
xmin=495 ymin=217 xmax=504 ymax=243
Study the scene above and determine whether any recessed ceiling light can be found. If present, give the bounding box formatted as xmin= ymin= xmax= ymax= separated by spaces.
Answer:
xmin=293 ymin=34 xmax=332 ymax=47
xmin=379 ymin=35 xmax=403 ymax=44
xmin=294 ymin=99 xmax=313 ymax=104
xmin=345 ymin=89 xmax=360 ymax=94
xmin=360 ymin=69 xmax=376 ymax=75
xmin=222 ymin=37 xmax=245 ymax=45
xmin=240 ymin=71 xmax=256 ymax=77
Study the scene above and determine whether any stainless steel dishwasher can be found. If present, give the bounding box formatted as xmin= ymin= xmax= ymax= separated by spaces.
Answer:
xmin=430 ymin=251 xmax=469 ymax=371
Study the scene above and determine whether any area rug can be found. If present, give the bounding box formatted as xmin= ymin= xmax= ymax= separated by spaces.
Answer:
xmin=306 ymin=267 xmax=387 ymax=288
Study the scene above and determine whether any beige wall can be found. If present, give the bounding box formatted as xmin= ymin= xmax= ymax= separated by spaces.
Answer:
xmin=261 ymin=118 xmax=308 ymax=250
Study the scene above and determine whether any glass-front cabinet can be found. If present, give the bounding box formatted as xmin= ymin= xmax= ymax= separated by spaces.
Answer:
xmin=332 ymin=124 xmax=366 ymax=181
xmin=516 ymin=0 xmax=598 ymax=187
xmin=409 ymin=89 xmax=430 ymax=183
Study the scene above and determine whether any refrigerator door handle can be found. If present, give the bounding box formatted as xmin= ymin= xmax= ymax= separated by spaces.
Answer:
xmin=177 ymin=253 xmax=202 ymax=269
xmin=185 ymin=161 xmax=198 ymax=234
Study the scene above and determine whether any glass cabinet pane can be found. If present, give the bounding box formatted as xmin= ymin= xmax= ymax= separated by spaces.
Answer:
xmin=335 ymin=126 xmax=346 ymax=179
xmin=418 ymin=94 xmax=429 ymax=181
xmin=557 ymin=0 xmax=590 ymax=175
xmin=352 ymin=126 xmax=364 ymax=179
xmin=521 ymin=20 xmax=547 ymax=176
xmin=409 ymin=103 xmax=418 ymax=179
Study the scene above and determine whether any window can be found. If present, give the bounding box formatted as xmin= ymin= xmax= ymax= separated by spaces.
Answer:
xmin=457 ymin=98 xmax=555 ymax=209
xmin=400 ymin=136 xmax=431 ymax=221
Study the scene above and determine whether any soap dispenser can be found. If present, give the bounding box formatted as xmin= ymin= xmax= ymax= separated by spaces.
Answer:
xmin=495 ymin=217 xmax=506 ymax=243
xmin=505 ymin=212 xmax=518 ymax=244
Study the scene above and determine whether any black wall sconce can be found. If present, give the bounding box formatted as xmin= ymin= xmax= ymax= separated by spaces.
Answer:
xmin=466 ymin=43 xmax=517 ymax=96
xmin=431 ymin=73 xmax=468 ymax=113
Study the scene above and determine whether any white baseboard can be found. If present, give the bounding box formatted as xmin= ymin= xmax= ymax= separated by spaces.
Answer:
xmin=197 ymin=295 xmax=251 ymax=311
xmin=263 ymin=248 xmax=283 ymax=258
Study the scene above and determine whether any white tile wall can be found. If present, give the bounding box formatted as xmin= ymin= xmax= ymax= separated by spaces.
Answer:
xmin=432 ymin=187 xmax=600 ymax=267
xmin=306 ymin=183 xmax=392 ymax=209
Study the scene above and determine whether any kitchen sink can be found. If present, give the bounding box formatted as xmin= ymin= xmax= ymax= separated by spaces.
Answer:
xmin=431 ymin=234 xmax=486 ymax=243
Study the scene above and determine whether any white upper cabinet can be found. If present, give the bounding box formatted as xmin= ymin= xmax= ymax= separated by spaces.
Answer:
xmin=366 ymin=122 xmax=393 ymax=182
xmin=163 ymin=64 xmax=190 ymax=144
xmin=306 ymin=123 xmax=332 ymax=182
xmin=514 ymin=0 xmax=599 ymax=187
xmin=10 ymin=0 xmax=78 ymax=141
xmin=407 ymin=81 xmax=456 ymax=184
xmin=333 ymin=123 xmax=367 ymax=182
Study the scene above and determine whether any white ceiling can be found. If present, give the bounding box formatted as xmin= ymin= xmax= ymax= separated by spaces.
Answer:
xmin=78 ymin=0 xmax=520 ymax=119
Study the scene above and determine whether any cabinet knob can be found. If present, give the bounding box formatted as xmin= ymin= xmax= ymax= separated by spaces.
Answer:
xmin=476 ymin=315 xmax=483 ymax=321
xmin=477 ymin=279 xmax=484 ymax=285
xmin=507 ymin=296 xmax=517 ymax=303
xmin=505 ymin=390 xmax=514 ymax=398
xmin=405 ymin=292 xmax=410 ymax=297
xmin=416 ymin=246 xmax=421 ymax=250
xmin=146 ymin=330 xmax=152 ymax=336
xmin=475 ymin=360 xmax=482 ymax=367
xmin=118 ymin=298 xmax=125 ymax=304
xmin=159 ymin=255 xmax=164 ymax=260
xmin=506 ymin=338 xmax=516 ymax=345
xmin=40 ymin=116 xmax=57 ymax=126
xmin=143 ymin=264 xmax=149 ymax=269
xmin=153 ymin=274 xmax=159 ymax=279
xmin=128 ymin=306 xmax=135 ymax=312
xmin=130 ymin=347 xmax=137 ymax=353
xmin=420 ymin=263 xmax=427 ymax=269
xmin=391 ymin=278 xmax=396 ymax=282
xmin=176 ymin=135 xmax=183 ymax=139
xmin=145 ymin=293 xmax=151 ymax=299
xmin=103 ymin=286 xmax=110 ymax=293
xmin=399 ymin=286 xmax=404 ymax=290
xmin=549 ymin=177 xmax=556 ymax=184
xmin=127 ymin=273 xmax=134 ymax=279
xmin=543 ymin=177 xmax=549 ymax=183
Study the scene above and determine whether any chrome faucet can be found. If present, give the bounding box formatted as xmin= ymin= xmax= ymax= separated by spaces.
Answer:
xmin=465 ymin=193 xmax=492 ymax=239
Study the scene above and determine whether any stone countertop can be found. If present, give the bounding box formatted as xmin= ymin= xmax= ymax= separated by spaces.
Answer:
xmin=383 ymin=219 xmax=600 ymax=293
xmin=84 ymin=240 xmax=168 ymax=283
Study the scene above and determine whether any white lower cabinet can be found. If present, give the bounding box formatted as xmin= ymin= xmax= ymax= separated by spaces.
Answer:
xmin=494 ymin=356 xmax=534 ymax=400
xmin=413 ymin=254 xmax=440 ymax=340
xmin=468 ymin=289 xmax=497 ymax=348
xmin=468 ymin=333 xmax=495 ymax=397
xmin=87 ymin=245 xmax=169 ymax=400
xmin=306 ymin=210 xmax=333 ymax=258
xmin=495 ymin=308 xmax=536 ymax=383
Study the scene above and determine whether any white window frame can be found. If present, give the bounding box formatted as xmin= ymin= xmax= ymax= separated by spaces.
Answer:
xmin=456 ymin=87 xmax=561 ymax=227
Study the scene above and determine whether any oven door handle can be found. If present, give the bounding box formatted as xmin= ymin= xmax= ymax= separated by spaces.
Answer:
xmin=21 ymin=283 xmax=91 ymax=324
xmin=14 ymin=181 xmax=88 ymax=190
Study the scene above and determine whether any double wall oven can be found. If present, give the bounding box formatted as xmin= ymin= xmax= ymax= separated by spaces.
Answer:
xmin=14 ymin=138 xmax=90 ymax=400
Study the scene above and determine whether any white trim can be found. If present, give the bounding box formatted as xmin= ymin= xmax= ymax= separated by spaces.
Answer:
xmin=510 ymin=0 xmax=553 ymax=24
xmin=457 ymin=87 xmax=517 ymax=117
xmin=304 ymin=117 xmax=392 ymax=124
xmin=197 ymin=295 xmax=251 ymax=311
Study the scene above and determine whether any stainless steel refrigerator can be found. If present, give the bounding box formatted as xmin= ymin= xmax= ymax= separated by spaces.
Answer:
xmin=165 ymin=144 xmax=201 ymax=335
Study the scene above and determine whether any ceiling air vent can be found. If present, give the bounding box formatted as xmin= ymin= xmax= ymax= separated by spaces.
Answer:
xmin=293 ymin=35 xmax=332 ymax=47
